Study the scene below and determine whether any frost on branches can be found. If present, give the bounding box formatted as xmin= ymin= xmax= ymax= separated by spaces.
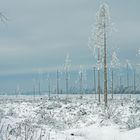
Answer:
xmin=88 ymin=3 xmax=112 ymax=106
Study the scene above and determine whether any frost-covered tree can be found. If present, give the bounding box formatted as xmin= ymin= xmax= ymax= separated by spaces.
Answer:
xmin=15 ymin=85 xmax=21 ymax=97
xmin=125 ymin=60 xmax=132 ymax=88
xmin=133 ymin=68 xmax=136 ymax=94
xmin=92 ymin=66 xmax=97 ymax=97
xmin=79 ymin=65 xmax=83 ymax=95
xmin=110 ymin=51 xmax=120 ymax=99
xmin=32 ymin=78 xmax=37 ymax=100
xmin=89 ymin=3 xmax=111 ymax=106
xmin=38 ymin=69 xmax=42 ymax=95
xmin=56 ymin=69 xmax=60 ymax=95
xmin=46 ymin=74 xmax=51 ymax=99
xmin=64 ymin=54 xmax=71 ymax=94
xmin=78 ymin=65 xmax=87 ymax=95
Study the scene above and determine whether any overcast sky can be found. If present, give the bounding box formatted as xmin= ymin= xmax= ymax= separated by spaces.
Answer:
xmin=0 ymin=0 xmax=140 ymax=76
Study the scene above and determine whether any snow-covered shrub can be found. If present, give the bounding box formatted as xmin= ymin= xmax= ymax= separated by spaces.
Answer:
xmin=99 ymin=104 xmax=123 ymax=126
xmin=0 ymin=109 xmax=4 ymax=122
xmin=125 ymin=113 xmax=140 ymax=130
xmin=6 ymin=107 xmax=17 ymax=117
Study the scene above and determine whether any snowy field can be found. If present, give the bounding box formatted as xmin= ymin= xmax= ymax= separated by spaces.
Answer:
xmin=0 ymin=94 xmax=140 ymax=140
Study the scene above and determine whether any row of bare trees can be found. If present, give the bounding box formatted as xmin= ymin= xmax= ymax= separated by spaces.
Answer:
xmin=88 ymin=3 xmax=138 ymax=106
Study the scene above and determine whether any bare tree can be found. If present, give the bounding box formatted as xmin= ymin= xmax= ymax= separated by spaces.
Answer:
xmin=127 ymin=62 xmax=129 ymax=88
xmin=47 ymin=74 xmax=51 ymax=99
xmin=93 ymin=66 xmax=97 ymax=98
xmin=97 ymin=49 xmax=101 ymax=103
xmin=56 ymin=69 xmax=60 ymax=95
xmin=125 ymin=60 xmax=132 ymax=89
xmin=38 ymin=70 xmax=42 ymax=95
xmin=32 ymin=79 xmax=36 ymax=101
xmin=64 ymin=54 xmax=71 ymax=94
xmin=110 ymin=51 xmax=120 ymax=99
xmin=89 ymin=3 xmax=112 ymax=106
xmin=133 ymin=69 xmax=136 ymax=94
xmin=79 ymin=65 xmax=83 ymax=95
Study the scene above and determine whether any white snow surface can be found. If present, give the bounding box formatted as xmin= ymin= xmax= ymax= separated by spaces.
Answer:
xmin=68 ymin=125 xmax=140 ymax=140
xmin=0 ymin=95 xmax=140 ymax=140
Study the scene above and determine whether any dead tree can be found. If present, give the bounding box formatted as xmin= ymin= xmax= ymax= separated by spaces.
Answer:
xmin=56 ymin=69 xmax=59 ymax=95
xmin=133 ymin=69 xmax=136 ymax=94
xmin=97 ymin=49 xmax=101 ymax=103
xmin=64 ymin=54 xmax=71 ymax=94
xmin=88 ymin=3 xmax=112 ymax=106
xmin=96 ymin=3 xmax=111 ymax=106
xmin=93 ymin=66 xmax=97 ymax=97
xmin=110 ymin=52 xmax=120 ymax=99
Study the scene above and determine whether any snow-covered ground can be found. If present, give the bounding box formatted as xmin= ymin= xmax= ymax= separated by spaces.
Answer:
xmin=0 ymin=94 xmax=140 ymax=140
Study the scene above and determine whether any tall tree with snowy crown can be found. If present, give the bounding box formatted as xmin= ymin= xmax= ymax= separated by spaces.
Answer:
xmin=97 ymin=3 xmax=111 ymax=106
xmin=89 ymin=3 xmax=111 ymax=106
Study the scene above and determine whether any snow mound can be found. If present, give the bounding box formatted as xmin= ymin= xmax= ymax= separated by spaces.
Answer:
xmin=68 ymin=125 xmax=140 ymax=140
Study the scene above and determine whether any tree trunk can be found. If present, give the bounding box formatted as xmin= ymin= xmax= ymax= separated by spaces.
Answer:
xmin=111 ymin=69 xmax=114 ymax=99
xmin=98 ymin=48 xmax=101 ymax=103
xmin=38 ymin=80 xmax=40 ymax=95
xmin=48 ymin=77 xmax=51 ymax=99
xmin=134 ymin=69 xmax=136 ymax=94
xmin=66 ymin=70 xmax=68 ymax=94
xmin=33 ymin=84 xmax=35 ymax=101
xmin=127 ymin=63 xmax=129 ymax=88
xmin=94 ymin=67 xmax=96 ymax=98
xmin=104 ymin=22 xmax=108 ymax=107
xmin=57 ymin=70 xmax=59 ymax=95
xmin=80 ymin=71 xmax=83 ymax=95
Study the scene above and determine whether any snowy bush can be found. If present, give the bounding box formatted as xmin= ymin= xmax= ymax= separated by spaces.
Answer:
xmin=0 ymin=109 xmax=4 ymax=122
xmin=6 ymin=107 xmax=17 ymax=117
xmin=1 ymin=95 xmax=140 ymax=139
xmin=125 ymin=114 xmax=140 ymax=130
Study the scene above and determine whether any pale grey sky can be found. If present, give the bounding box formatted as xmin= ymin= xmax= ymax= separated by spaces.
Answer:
xmin=0 ymin=0 xmax=140 ymax=75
